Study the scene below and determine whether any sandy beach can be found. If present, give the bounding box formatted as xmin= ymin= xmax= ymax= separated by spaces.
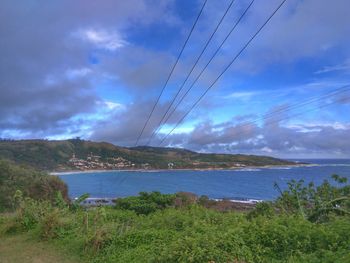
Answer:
xmin=50 ymin=163 xmax=314 ymax=175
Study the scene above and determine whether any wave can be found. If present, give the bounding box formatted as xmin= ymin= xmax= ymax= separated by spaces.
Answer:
xmin=213 ymin=197 xmax=264 ymax=204
xmin=78 ymin=197 xmax=264 ymax=206
xmin=306 ymin=164 xmax=350 ymax=167
xmin=265 ymin=166 xmax=293 ymax=170
xmin=236 ymin=168 xmax=262 ymax=172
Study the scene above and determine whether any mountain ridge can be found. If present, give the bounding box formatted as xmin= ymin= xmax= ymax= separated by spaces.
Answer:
xmin=0 ymin=138 xmax=297 ymax=171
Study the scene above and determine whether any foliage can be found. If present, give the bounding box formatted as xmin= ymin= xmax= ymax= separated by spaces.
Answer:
xmin=247 ymin=201 xmax=275 ymax=219
xmin=0 ymin=139 xmax=295 ymax=170
xmin=0 ymin=160 xmax=69 ymax=211
xmin=275 ymin=174 xmax=350 ymax=222
xmin=0 ymin=174 xmax=349 ymax=262
xmin=70 ymin=193 xmax=90 ymax=211
xmin=115 ymin=191 xmax=175 ymax=215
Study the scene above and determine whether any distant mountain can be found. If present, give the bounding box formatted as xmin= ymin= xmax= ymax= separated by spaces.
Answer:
xmin=0 ymin=139 xmax=296 ymax=171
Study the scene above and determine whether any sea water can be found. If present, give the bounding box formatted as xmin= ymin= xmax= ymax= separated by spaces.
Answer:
xmin=58 ymin=159 xmax=350 ymax=201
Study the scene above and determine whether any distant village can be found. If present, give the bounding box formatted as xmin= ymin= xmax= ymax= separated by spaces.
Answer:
xmin=68 ymin=153 xmax=139 ymax=170
xmin=68 ymin=153 xmax=177 ymax=170
xmin=68 ymin=152 xmax=250 ymax=171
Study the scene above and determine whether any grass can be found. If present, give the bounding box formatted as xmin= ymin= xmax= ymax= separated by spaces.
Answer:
xmin=0 ymin=175 xmax=349 ymax=262
xmin=0 ymin=234 xmax=81 ymax=263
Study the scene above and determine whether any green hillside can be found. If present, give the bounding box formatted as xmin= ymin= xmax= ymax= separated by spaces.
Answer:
xmin=0 ymin=139 xmax=296 ymax=171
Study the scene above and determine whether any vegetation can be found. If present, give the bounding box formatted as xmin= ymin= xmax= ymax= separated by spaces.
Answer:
xmin=0 ymin=138 xmax=296 ymax=171
xmin=0 ymin=234 xmax=81 ymax=263
xmin=115 ymin=191 xmax=176 ymax=215
xmin=0 ymin=161 xmax=349 ymax=262
xmin=274 ymin=174 xmax=350 ymax=223
xmin=0 ymin=160 xmax=68 ymax=212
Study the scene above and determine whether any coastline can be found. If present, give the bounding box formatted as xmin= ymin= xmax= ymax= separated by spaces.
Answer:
xmin=50 ymin=163 xmax=315 ymax=176
xmin=78 ymin=196 xmax=262 ymax=207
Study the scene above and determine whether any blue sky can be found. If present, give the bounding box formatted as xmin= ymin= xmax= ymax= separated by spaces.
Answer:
xmin=0 ymin=0 xmax=350 ymax=158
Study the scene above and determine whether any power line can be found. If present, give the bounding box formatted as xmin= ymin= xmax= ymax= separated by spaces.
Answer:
xmin=225 ymin=85 xmax=350 ymax=139
xmin=230 ymin=88 xmax=350 ymax=139
xmin=230 ymin=84 xmax=350 ymax=133
xmin=156 ymin=85 xmax=349 ymax=147
xmin=158 ymin=0 xmax=288 ymax=146
xmin=134 ymin=0 xmax=208 ymax=146
xmin=145 ymin=0 xmax=238 ymax=145
xmin=148 ymin=0 xmax=255 ymax=145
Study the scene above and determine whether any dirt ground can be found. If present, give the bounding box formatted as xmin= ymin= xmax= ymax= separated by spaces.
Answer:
xmin=0 ymin=234 xmax=81 ymax=263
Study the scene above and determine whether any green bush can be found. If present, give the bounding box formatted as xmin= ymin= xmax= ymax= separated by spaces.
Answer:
xmin=115 ymin=191 xmax=175 ymax=215
xmin=1 ymin=175 xmax=349 ymax=262
xmin=275 ymin=175 xmax=350 ymax=222
xmin=0 ymin=159 xmax=69 ymax=211
xmin=247 ymin=201 xmax=275 ymax=219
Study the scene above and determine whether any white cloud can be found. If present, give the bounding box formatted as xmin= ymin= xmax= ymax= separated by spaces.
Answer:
xmin=288 ymin=122 xmax=350 ymax=131
xmin=104 ymin=101 xmax=124 ymax=111
xmin=43 ymin=67 xmax=92 ymax=86
xmin=261 ymin=147 xmax=273 ymax=153
xmin=78 ymin=28 xmax=127 ymax=51
xmin=66 ymin=68 xmax=92 ymax=79
xmin=44 ymin=75 xmax=58 ymax=86
xmin=315 ymin=59 xmax=350 ymax=74
xmin=224 ymin=91 xmax=257 ymax=100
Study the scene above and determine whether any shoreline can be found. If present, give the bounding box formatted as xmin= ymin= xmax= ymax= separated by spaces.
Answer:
xmin=50 ymin=163 xmax=315 ymax=175
xmin=77 ymin=196 xmax=263 ymax=206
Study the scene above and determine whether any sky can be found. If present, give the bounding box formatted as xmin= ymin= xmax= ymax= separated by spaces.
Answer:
xmin=1 ymin=0 xmax=350 ymax=158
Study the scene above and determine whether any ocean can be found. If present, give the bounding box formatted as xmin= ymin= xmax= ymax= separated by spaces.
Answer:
xmin=58 ymin=159 xmax=350 ymax=201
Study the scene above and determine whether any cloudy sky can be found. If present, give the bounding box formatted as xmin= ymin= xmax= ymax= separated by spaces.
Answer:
xmin=1 ymin=0 xmax=350 ymax=158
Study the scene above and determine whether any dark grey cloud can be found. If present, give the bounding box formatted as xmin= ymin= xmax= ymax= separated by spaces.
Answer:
xmin=90 ymin=100 xmax=186 ymax=146
xmin=195 ymin=0 xmax=350 ymax=74
xmin=335 ymin=92 xmax=350 ymax=105
xmin=157 ymin=118 xmax=350 ymax=158
xmin=0 ymin=0 xmax=178 ymax=137
xmin=98 ymin=46 xmax=176 ymax=95
xmin=89 ymin=90 xmax=350 ymax=157
xmin=1 ymin=0 xmax=349 ymax=159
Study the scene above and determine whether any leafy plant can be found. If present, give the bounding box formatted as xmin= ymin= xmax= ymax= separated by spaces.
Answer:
xmin=0 ymin=160 xmax=68 ymax=211
xmin=247 ymin=201 xmax=275 ymax=219
xmin=70 ymin=193 xmax=90 ymax=211
xmin=115 ymin=191 xmax=175 ymax=215
xmin=275 ymin=174 xmax=350 ymax=222
xmin=1 ymin=174 xmax=350 ymax=262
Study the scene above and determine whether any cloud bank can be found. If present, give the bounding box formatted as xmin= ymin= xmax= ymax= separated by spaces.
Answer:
xmin=0 ymin=0 xmax=349 ymax=158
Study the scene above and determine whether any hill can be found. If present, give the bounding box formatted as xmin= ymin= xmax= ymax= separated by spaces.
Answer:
xmin=0 ymin=139 xmax=296 ymax=171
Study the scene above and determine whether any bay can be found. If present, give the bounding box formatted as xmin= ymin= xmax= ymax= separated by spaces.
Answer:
xmin=58 ymin=159 xmax=350 ymax=201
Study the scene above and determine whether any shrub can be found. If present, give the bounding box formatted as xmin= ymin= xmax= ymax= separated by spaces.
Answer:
xmin=16 ymin=197 xmax=53 ymax=231
xmin=39 ymin=208 xmax=62 ymax=239
xmin=115 ymin=192 xmax=175 ymax=215
xmin=0 ymin=159 xmax=69 ymax=211
xmin=174 ymin=192 xmax=198 ymax=208
xmin=1 ymin=175 xmax=350 ymax=262
xmin=275 ymin=175 xmax=350 ymax=222
xmin=247 ymin=201 xmax=275 ymax=219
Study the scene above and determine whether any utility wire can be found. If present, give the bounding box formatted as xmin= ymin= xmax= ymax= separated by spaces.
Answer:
xmin=146 ymin=0 xmax=238 ymax=145
xmin=148 ymin=0 xmax=255 ymax=145
xmin=155 ymin=86 xmax=349 ymax=148
xmin=230 ymin=84 xmax=350 ymax=133
xmin=161 ymin=85 xmax=349 ymax=147
xmin=134 ymin=0 xmax=208 ymax=146
xmin=230 ymin=88 xmax=350 ymax=139
xmin=158 ymin=0 xmax=288 ymax=146
xmin=224 ymin=85 xmax=350 ymax=139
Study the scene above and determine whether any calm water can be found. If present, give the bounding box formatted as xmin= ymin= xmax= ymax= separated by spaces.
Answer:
xmin=58 ymin=159 xmax=350 ymax=201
